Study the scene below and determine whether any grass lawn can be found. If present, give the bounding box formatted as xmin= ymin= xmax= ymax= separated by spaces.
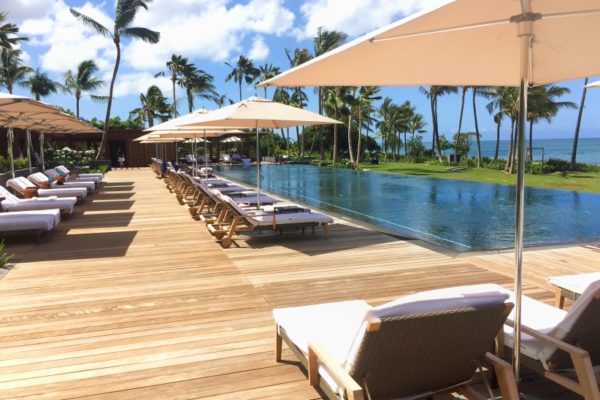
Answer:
xmin=364 ymin=161 xmax=600 ymax=193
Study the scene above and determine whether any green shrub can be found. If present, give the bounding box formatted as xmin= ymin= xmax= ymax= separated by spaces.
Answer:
xmin=0 ymin=240 xmax=13 ymax=269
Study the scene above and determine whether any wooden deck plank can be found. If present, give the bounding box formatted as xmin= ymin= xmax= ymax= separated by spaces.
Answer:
xmin=1 ymin=168 xmax=596 ymax=399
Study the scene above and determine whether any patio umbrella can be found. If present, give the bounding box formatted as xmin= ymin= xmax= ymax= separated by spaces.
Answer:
xmin=1 ymin=93 xmax=100 ymax=177
xmin=181 ymin=96 xmax=341 ymax=206
xmin=259 ymin=0 xmax=600 ymax=377
xmin=585 ymin=80 xmax=600 ymax=88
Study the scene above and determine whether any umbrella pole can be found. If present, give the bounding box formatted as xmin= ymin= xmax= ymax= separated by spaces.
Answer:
xmin=512 ymin=15 xmax=533 ymax=380
xmin=193 ymin=132 xmax=197 ymax=177
xmin=39 ymin=132 xmax=45 ymax=171
xmin=256 ymin=123 xmax=260 ymax=209
xmin=7 ymin=127 xmax=15 ymax=179
xmin=204 ymin=130 xmax=208 ymax=176
xmin=26 ymin=129 xmax=32 ymax=174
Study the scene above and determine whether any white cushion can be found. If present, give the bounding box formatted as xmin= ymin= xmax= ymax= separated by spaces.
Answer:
xmin=38 ymin=187 xmax=87 ymax=199
xmin=1 ymin=197 xmax=76 ymax=214
xmin=0 ymin=209 xmax=60 ymax=231
xmin=274 ymin=300 xmax=372 ymax=394
xmin=548 ymin=273 xmax=600 ymax=297
xmin=6 ymin=177 xmax=30 ymax=191
xmin=59 ymin=180 xmax=95 ymax=191
xmin=0 ymin=186 xmax=19 ymax=203
xmin=249 ymin=212 xmax=333 ymax=227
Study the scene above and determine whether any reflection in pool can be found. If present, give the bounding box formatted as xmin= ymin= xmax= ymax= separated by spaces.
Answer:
xmin=216 ymin=164 xmax=600 ymax=251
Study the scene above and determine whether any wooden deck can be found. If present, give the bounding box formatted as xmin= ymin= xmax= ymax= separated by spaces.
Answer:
xmin=1 ymin=168 xmax=597 ymax=399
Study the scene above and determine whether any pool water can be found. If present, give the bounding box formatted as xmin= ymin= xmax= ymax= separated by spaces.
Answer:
xmin=216 ymin=164 xmax=600 ymax=251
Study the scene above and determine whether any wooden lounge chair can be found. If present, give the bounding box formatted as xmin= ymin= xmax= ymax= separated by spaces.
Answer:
xmin=502 ymin=280 xmax=600 ymax=400
xmin=43 ymin=169 xmax=96 ymax=191
xmin=0 ymin=185 xmax=76 ymax=216
xmin=8 ymin=177 xmax=87 ymax=202
xmin=0 ymin=209 xmax=61 ymax=242
xmin=274 ymin=284 xmax=518 ymax=400
xmin=208 ymin=192 xmax=333 ymax=248
xmin=55 ymin=165 xmax=103 ymax=183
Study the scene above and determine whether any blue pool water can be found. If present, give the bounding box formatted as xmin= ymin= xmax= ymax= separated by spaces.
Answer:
xmin=216 ymin=164 xmax=600 ymax=251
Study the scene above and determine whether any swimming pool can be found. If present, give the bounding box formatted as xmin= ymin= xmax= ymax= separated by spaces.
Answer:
xmin=216 ymin=164 xmax=600 ymax=251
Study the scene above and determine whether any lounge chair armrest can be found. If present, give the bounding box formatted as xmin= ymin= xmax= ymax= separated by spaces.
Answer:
xmin=504 ymin=319 xmax=589 ymax=357
xmin=484 ymin=352 xmax=520 ymax=400
xmin=308 ymin=340 xmax=364 ymax=400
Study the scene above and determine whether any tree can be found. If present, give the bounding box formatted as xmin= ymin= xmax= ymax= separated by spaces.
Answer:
xmin=0 ymin=48 xmax=32 ymax=93
xmin=257 ymin=64 xmax=280 ymax=98
xmin=128 ymin=85 xmax=171 ymax=128
xmin=420 ymin=86 xmax=457 ymax=161
xmin=273 ymin=87 xmax=291 ymax=157
xmin=20 ymin=68 xmax=59 ymax=100
xmin=178 ymin=65 xmax=218 ymax=113
xmin=355 ymin=86 xmax=381 ymax=168
xmin=486 ymin=86 xmax=512 ymax=162
xmin=313 ymin=27 xmax=347 ymax=160
xmin=455 ymin=86 xmax=468 ymax=161
xmin=284 ymin=48 xmax=312 ymax=155
xmin=0 ymin=12 xmax=27 ymax=49
xmin=472 ymin=87 xmax=495 ymax=166
xmin=71 ymin=0 xmax=160 ymax=159
xmin=156 ymin=54 xmax=191 ymax=117
xmin=407 ymin=109 xmax=426 ymax=157
xmin=323 ymin=87 xmax=347 ymax=164
xmin=345 ymin=88 xmax=358 ymax=165
xmin=377 ymin=97 xmax=398 ymax=160
xmin=63 ymin=60 xmax=106 ymax=117
xmin=572 ymin=77 xmax=589 ymax=169
xmin=225 ymin=55 xmax=259 ymax=101
xmin=289 ymin=86 xmax=308 ymax=157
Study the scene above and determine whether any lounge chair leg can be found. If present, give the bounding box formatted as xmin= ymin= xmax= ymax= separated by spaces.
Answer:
xmin=485 ymin=352 xmax=520 ymax=400
xmin=571 ymin=352 xmax=600 ymax=400
xmin=554 ymin=287 xmax=566 ymax=309
xmin=275 ymin=325 xmax=282 ymax=362
xmin=323 ymin=224 xmax=329 ymax=239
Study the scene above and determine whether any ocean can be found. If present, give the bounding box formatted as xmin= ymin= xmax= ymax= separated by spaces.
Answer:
xmin=466 ymin=138 xmax=600 ymax=165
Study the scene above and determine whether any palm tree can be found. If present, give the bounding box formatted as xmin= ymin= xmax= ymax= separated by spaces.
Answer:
xmin=471 ymin=86 xmax=494 ymax=166
xmin=128 ymin=85 xmax=171 ymax=128
xmin=323 ymin=87 xmax=347 ymax=164
xmin=284 ymin=49 xmax=312 ymax=155
xmin=572 ymin=77 xmax=589 ymax=169
xmin=0 ymin=48 xmax=32 ymax=93
xmin=0 ymin=12 xmax=27 ymax=49
xmin=178 ymin=65 xmax=218 ymax=113
xmin=313 ymin=27 xmax=347 ymax=159
xmin=455 ymin=86 xmax=468 ymax=161
xmin=257 ymin=64 xmax=280 ymax=98
xmin=407 ymin=108 xmax=426 ymax=157
xmin=71 ymin=0 xmax=160 ymax=159
xmin=225 ymin=55 xmax=259 ymax=101
xmin=289 ymin=86 xmax=308 ymax=157
xmin=345 ymin=88 xmax=358 ymax=165
xmin=355 ymin=86 xmax=381 ymax=168
xmin=273 ymin=87 xmax=291 ymax=157
xmin=377 ymin=97 xmax=397 ymax=160
xmin=20 ymin=68 xmax=59 ymax=100
xmin=486 ymin=86 xmax=512 ymax=162
xmin=156 ymin=54 xmax=191 ymax=117
xmin=63 ymin=60 xmax=106 ymax=117
xmin=420 ymin=86 xmax=457 ymax=161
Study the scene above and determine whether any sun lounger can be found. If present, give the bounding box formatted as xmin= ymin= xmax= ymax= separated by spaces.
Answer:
xmin=502 ymin=280 xmax=600 ymax=400
xmin=55 ymin=165 xmax=103 ymax=184
xmin=43 ymin=169 xmax=96 ymax=191
xmin=274 ymin=284 xmax=518 ymax=400
xmin=7 ymin=177 xmax=87 ymax=201
xmin=208 ymin=192 xmax=333 ymax=248
xmin=0 ymin=185 xmax=76 ymax=215
xmin=548 ymin=272 xmax=600 ymax=309
xmin=0 ymin=209 xmax=61 ymax=242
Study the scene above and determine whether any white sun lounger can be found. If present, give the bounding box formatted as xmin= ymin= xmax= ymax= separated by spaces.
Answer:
xmin=8 ymin=177 xmax=87 ymax=201
xmin=0 ymin=186 xmax=76 ymax=215
xmin=55 ymin=165 xmax=103 ymax=182
xmin=274 ymin=284 xmax=517 ymax=400
xmin=502 ymin=281 xmax=600 ymax=400
xmin=0 ymin=209 xmax=61 ymax=242
xmin=29 ymin=172 xmax=93 ymax=194
xmin=548 ymin=272 xmax=600 ymax=309
xmin=43 ymin=170 xmax=96 ymax=191
xmin=48 ymin=167 xmax=100 ymax=187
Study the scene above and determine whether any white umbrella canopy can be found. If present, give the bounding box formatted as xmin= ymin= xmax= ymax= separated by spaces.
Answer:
xmin=181 ymin=96 xmax=341 ymax=129
xmin=258 ymin=0 xmax=600 ymax=379
xmin=585 ymin=80 xmax=600 ymax=88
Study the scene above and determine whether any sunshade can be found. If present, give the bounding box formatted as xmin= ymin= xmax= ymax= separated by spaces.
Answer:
xmin=0 ymin=93 xmax=101 ymax=177
xmin=258 ymin=0 xmax=600 ymax=378
xmin=585 ymin=80 xmax=600 ymax=88
xmin=180 ymin=96 xmax=341 ymax=206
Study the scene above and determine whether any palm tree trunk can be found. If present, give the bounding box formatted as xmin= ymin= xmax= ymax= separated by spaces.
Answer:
xmin=404 ymin=132 xmax=408 ymax=157
xmin=355 ymin=111 xmax=362 ymax=168
xmin=318 ymin=87 xmax=324 ymax=160
xmin=296 ymin=126 xmax=301 ymax=156
xmin=300 ymin=126 xmax=304 ymax=157
xmin=187 ymin=87 xmax=193 ymax=113
xmin=571 ymin=77 xmax=588 ymax=169
xmin=97 ymin=39 xmax=121 ymax=160
xmin=171 ymin=74 xmax=177 ymax=117
xmin=263 ymin=86 xmax=267 ymax=98
xmin=347 ymin=107 xmax=355 ymax=165
xmin=332 ymin=113 xmax=338 ymax=164
xmin=238 ymin=81 xmax=242 ymax=101
xmin=505 ymin=119 xmax=514 ymax=172
xmin=433 ymin=98 xmax=443 ymax=162
xmin=472 ymin=89 xmax=482 ymax=167
xmin=455 ymin=87 xmax=466 ymax=160
xmin=286 ymin=128 xmax=290 ymax=158
xmin=494 ymin=119 xmax=501 ymax=161
xmin=528 ymin=119 xmax=534 ymax=161
xmin=76 ymin=94 xmax=81 ymax=118
xmin=430 ymin=97 xmax=436 ymax=154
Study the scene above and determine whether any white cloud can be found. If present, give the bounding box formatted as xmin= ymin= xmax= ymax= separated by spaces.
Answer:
xmin=18 ymin=1 xmax=115 ymax=74
xmin=1 ymin=0 xmax=57 ymax=23
xmin=296 ymin=0 xmax=448 ymax=39
xmin=123 ymin=0 xmax=294 ymax=70
xmin=248 ymin=35 xmax=269 ymax=61
xmin=111 ymin=71 xmax=172 ymax=98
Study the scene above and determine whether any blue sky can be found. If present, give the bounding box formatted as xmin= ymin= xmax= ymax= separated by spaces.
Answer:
xmin=4 ymin=0 xmax=600 ymax=141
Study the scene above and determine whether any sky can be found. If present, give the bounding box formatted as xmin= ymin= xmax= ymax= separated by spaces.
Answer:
xmin=3 ymin=0 xmax=600 ymax=141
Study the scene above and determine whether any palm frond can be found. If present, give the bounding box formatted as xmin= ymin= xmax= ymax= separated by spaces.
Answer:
xmin=121 ymin=27 xmax=159 ymax=43
xmin=69 ymin=9 xmax=111 ymax=37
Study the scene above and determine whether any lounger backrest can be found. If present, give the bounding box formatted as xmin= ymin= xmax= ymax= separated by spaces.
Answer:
xmin=7 ymin=177 xmax=35 ymax=191
xmin=543 ymin=280 xmax=600 ymax=369
xmin=345 ymin=284 xmax=511 ymax=399
xmin=55 ymin=166 xmax=70 ymax=174
xmin=44 ymin=169 xmax=59 ymax=177
xmin=29 ymin=172 xmax=50 ymax=185
xmin=0 ymin=186 xmax=19 ymax=203
xmin=215 ymin=192 xmax=249 ymax=217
